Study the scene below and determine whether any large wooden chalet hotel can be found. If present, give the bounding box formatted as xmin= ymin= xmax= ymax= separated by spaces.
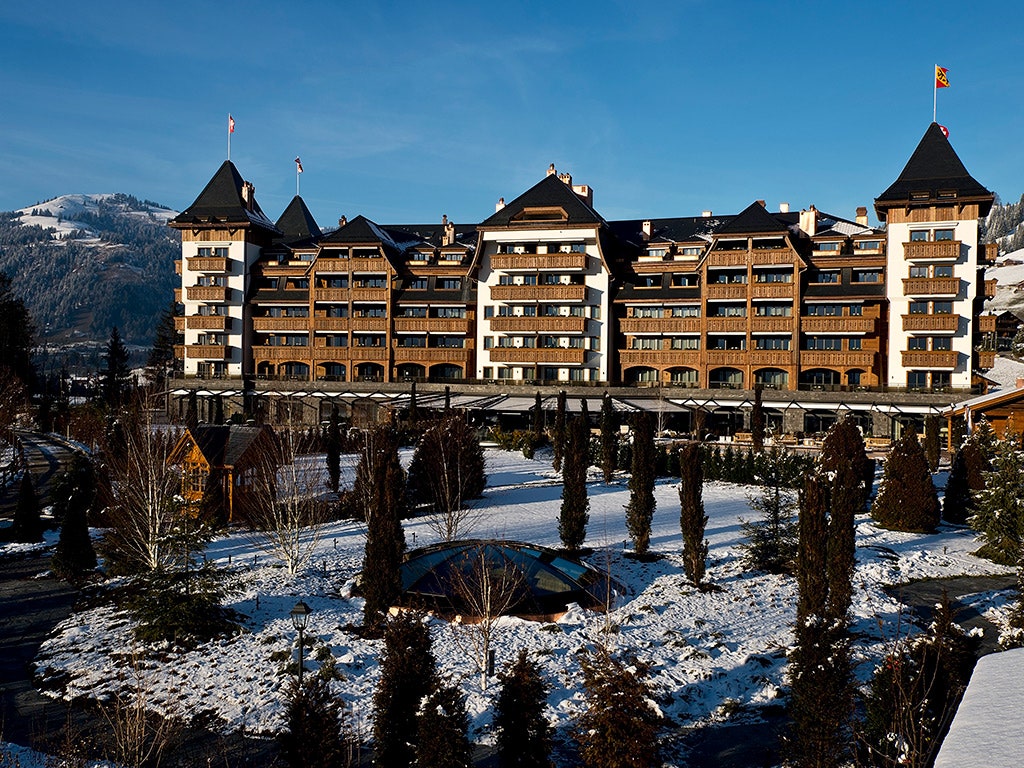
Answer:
xmin=169 ymin=123 xmax=999 ymax=438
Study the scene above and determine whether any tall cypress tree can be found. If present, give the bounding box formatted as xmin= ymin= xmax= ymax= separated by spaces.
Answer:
xmin=558 ymin=414 xmax=590 ymax=551
xmin=145 ymin=301 xmax=180 ymax=392
xmin=972 ymin=438 xmax=1024 ymax=564
xmin=599 ymin=392 xmax=617 ymax=484
xmin=10 ymin=472 xmax=45 ymax=543
xmin=943 ymin=436 xmax=988 ymax=525
xmin=552 ymin=390 xmax=567 ymax=473
xmin=414 ymin=682 xmax=472 ymax=768
xmin=678 ymin=442 xmax=708 ymax=587
xmin=625 ymin=411 xmax=656 ymax=555
xmin=280 ymin=675 xmax=350 ymax=768
xmin=101 ymin=326 xmax=131 ymax=408
xmin=924 ymin=414 xmax=941 ymax=473
xmin=751 ymin=383 xmax=766 ymax=453
xmin=51 ymin=455 xmax=98 ymax=583
xmin=494 ymin=650 xmax=552 ymax=768
xmin=358 ymin=425 xmax=407 ymax=631
xmin=871 ymin=428 xmax=940 ymax=532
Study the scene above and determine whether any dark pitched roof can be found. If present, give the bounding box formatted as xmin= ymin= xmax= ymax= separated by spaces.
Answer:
xmin=171 ymin=161 xmax=280 ymax=234
xmin=479 ymin=173 xmax=604 ymax=228
xmin=875 ymin=123 xmax=993 ymax=216
xmin=714 ymin=202 xmax=791 ymax=236
xmin=191 ymin=424 xmax=272 ymax=468
xmin=607 ymin=216 xmax=723 ymax=249
xmin=274 ymin=196 xmax=322 ymax=248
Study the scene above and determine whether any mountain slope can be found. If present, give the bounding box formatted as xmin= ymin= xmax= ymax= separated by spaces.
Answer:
xmin=0 ymin=194 xmax=179 ymax=345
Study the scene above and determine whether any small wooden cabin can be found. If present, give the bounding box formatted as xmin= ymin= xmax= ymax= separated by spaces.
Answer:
xmin=943 ymin=383 xmax=1024 ymax=449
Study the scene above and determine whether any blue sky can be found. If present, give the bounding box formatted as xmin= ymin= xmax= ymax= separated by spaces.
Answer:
xmin=2 ymin=1 xmax=1022 ymax=228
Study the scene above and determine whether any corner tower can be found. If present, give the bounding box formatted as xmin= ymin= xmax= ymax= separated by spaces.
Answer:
xmin=875 ymin=123 xmax=995 ymax=392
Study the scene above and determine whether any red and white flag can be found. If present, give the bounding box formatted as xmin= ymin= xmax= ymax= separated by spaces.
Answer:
xmin=938 ymin=124 xmax=950 ymax=138
xmin=295 ymin=157 xmax=303 ymax=173
xmin=228 ymin=114 xmax=235 ymax=134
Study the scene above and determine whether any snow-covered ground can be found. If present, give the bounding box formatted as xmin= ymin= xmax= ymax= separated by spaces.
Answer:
xmin=14 ymin=193 xmax=177 ymax=243
xmin=5 ymin=448 xmax=1017 ymax=766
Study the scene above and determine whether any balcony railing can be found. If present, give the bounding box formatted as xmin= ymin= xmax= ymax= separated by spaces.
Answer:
xmin=252 ymin=317 xmax=308 ymax=331
xmin=706 ymin=252 xmax=747 ymax=267
xmin=174 ymin=259 xmax=182 ymax=275
xmin=902 ymin=277 xmax=960 ymax=296
xmin=901 ymin=314 xmax=959 ymax=332
xmin=706 ymin=317 xmax=749 ymax=333
xmin=977 ymin=350 xmax=996 ymax=369
xmin=394 ymin=317 xmax=472 ymax=333
xmin=801 ymin=351 xmax=875 ymax=368
xmin=751 ymin=249 xmax=797 ymax=265
xmin=619 ymin=317 xmax=701 ymax=334
xmin=186 ymin=315 xmax=230 ymax=331
xmin=491 ymin=253 xmax=587 ymax=271
xmin=348 ymin=258 xmax=387 ymax=272
xmin=902 ymin=240 xmax=961 ymax=260
xmin=393 ymin=347 xmax=471 ymax=363
xmin=313 ymin=317 xmax=349 ymax=331
xmin=350 ymin=287 xmax=389 ymax=302
xmin=751 ymin=282 xmax=795 ymax=299
xmin=977 ymin=315 xmax=997 ymax=333
xmin=749 ymin=350 xmax=795 ymax=366
xmin=186 ymin=257 xmax=229 ymax=272
xmin=489 ymin=284 xmax=586 ymax=302
xmin=174 ymin=316 xmax=185 ymax=331
xmin=174 ymin=288 xmax=182 ymax=303
xmin=620 ymin=349 xmax=700 ymax=367
xmin=185 ymin=344 xmax=230 ymax=360
xmin=750 ymin=316 xmax=794 ymax=333
xmin=488 ymin=347 xmax=587 ymax=364
xmin=705 ymin=283 xmax=748 ymax=300
xmin=314 ymin=288 xmax=351 ymax=302
xmin=800 ymin=316 xmax=874 ymax=333
xmin=350 ymin=316 xmax=388 ymax=332
xmin=901 ymin=350 xmax=958 ymax=369
xmin=985 ymin=279 xmax=997 ymax=298
xmin=349 ymin=346 xmax=389 ymax=360
xmin=706 ymin=350 xmax=746 ymax=366
xmin=490 ymin=316 xmax=586 ymax=333
xmin=311 ymin=258 xmax=349 ymax=272
xmin=186 ymin=286 xmax=231 ymax=302
xmin=253 ymin=346 xmax=309 ymax=361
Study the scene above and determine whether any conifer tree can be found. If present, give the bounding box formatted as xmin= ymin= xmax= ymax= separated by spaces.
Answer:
xmin=678 ymin=442 xmax=708 ymax=587
xmin=943 ymin=436 xmax=989 ymax=524
xmin=532 ymin=391 xmax=544 ymax=442
xmin=213 ymin=394 xmax=224 ymax=425
xmin=51 ymin=463 xmax=98 ymax=584
xmin=558 ymin=414 xmax=590 ymax=551
xmin=10 ymin=472 xmax=44 ymax=543
xmin=576 ymin=648 xmax=661 ymax=768
xmin=145 ymin=301 xmax=180 ymax=391
xmin=552 ymin=390 xmax=567 ymax=473
xmin=358 ymin=425 xmax=407 ymax=631
xmin=373 ymin=612 xmax=436 ymax=768
xmin=871 ymin=428 xmax=940 ymax=533
xmin=325 ymin=404 xmax=342 ymax=494
xmin=101 ymin=326 xmax=131 ymax=408
xmin=185 ymin=390 xmax=198 ymax=430
xmin=625 ymin=411 xmax=656 ymax=555
xmin=408 ymin=380 xmax=419 ymax=426
xmin=751 ymin=383 xmax=766 ymax=453
xmin=740 ymin=445 xmax=798 ymax=574
xmin=599 ymin=392 xmax=617 ymax=484
xmin=414 ymin=682 xmax=472 ymax=768
xmin=924 ymin=414 xmax=941 ymax=472
xmin=494 ymin=650 xmax=552 ymax=768
xmin=971 ymin=437 xmax=1024 ymax=564
xmin=280 ymin=674 xmax=351 ymax=768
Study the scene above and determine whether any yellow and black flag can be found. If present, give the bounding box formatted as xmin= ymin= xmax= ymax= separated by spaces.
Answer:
xmin=935 ymin=66 xmax=950 ymax=89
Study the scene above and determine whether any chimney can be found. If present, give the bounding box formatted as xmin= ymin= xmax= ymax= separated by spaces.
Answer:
xmin=558 ymin=172 xmax=573 ymax=186
xmin=572 ymin=184 xmax=593 ymax=207
xmin=756 ymin=199 xmax=766 ymax=208
xmin=702 ymin=210 xmax=713 ymax=218
xmin=856 ymin=206 xmax=869 ymax=226
xmin=641 ymin=220 xmax=652 ymax=241
xmin=495 ymin=197 xmax=505 ymax=212
xmin=779 ymin=202 xmax=790 ymax=213
xmin=241 ymin=181 xmax=255 ymax=211
xmin=338 ymin=215 xmax=347 ymax=228
xmin=442 ymin=215 xmax=455 ymax=246
xmin=546 ymin=163 xmax=557 ymax=176
xmin=799 ymin=206 xmax=817 ymax=237
xmin=1017 ymin=377 xmax=1024 ymax=390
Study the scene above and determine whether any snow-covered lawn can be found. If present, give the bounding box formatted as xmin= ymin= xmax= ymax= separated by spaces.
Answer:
xmin=12 ymin=448 xmax=1017 ymax=764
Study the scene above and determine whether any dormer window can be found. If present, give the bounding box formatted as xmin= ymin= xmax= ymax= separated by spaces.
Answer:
xmin=513 ymin=206 xmax=568 ymax=222
xmin=910 ymin=191 xmax=930 ymax=201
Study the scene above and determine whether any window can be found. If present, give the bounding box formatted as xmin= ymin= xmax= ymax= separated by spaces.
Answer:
xmin=396 ymin=336 xmax=426 ymax=347
xmin=483 ymin=336 xmax=493 ymax=350
xmin=543 ymin=273 xmax=562 ymax=285
xmin=639 ymin=276 xmax=660 ymax=288
xmin=288 ymin=278 xmax=310 ymax=289
xmin=567 ymin=337 xmax=586 ymax=349
xmin=569 ymin=368 xmax=590 ymax=382
xmin=323 ymin=277 xmax=348 ymax=288
xmin=325 ymin=335 xmax=347 ymax=347
xmin=483 ymin=305 xmax=494 ymax=318
xmin=935 ymin=229 xmax=955 ymax=241
xmin=354 ymin=334 xmax=383 ymax=347
xmin=711 ymin=305 xmax=746 ymax=318
xmin=672 ymin=274 xmax=697 ymax=287
xmin=570 ymin=243 xmax=587 ymax=253
xmin=327 ymin=306 xmax=349 ymax=318
xmin=397 ymin=306 xmax=425 ymax=318
xmin=635 ymin=307 xmax=663 ymax=318
xmin=932 ymin=336 xmax=952 ymax=351
xmin=438 ymin=278 xmax=462 ymax=290
xmin=850 ymin=305 xmax=863 ymax=316
xmin=934 ymin=301 xmax=953 ymax=314
xmin=907 ymin=371 xmax=928 ymax=389
xmin=806 ymin=304 xmax=842 ymax=317
xmin=756 ymin=337 xmax=791 ymax=350
xmin=755 ymin=270 xmax=792 ymax=283
xmin=909 ymin=302 xmax=928 ymax=315
xmin=805 ymin=337 xmax=842 ymax=350
xmin=910 ymin=230 xmax=929 ymax=242
xmin=646 ymin=248 xmax=668 ymax=259
xmin=853 ymin=270 xmax=881 ymax=283
xmin=814 ymin=271 xmax=839 ymax=283
xmin=435 ymin=306 xmax=465 ymax=318
xmin=934 ymin=265 xmax=953 ymax=277
xmin=816 ymin=242 xmax=840 ymax=252
xmin=670 ymin=337 xmax=700 ymax=349
xmin=855 ymin=240 xmax=881 ymax=251
xmin=540 ymin=335 xmax=559 ymax=349
xmin=708 ymin=336 xmax=745 ymax=350
xmin=671 ymin=306 xmax=700 ymax=317
xmin=908 ymin=337 xmax=928 ymax=350
xmin=932 ymin=372 xmax=952 ymax=388
xmin=682 ymin=246 xmax=703 ymax=256
xmin=910 ymin=266 xmax=928 ymax=278
xmin=632 ymin=337 xmax=663 ymax=350
xmin=357 ymin=277 xmax=387 ymax=289
xmin=522 ymin=275 xmax=538 ymax=286
xmin=848 ymin=338 xmax=862 ymax=350
xmin=482 ymin=366 xmax=493 ymax=379
xmin=755 ymin=304 xmax=791 ymax=317
xmin=407 ymin=278 xmax=427 ymax=290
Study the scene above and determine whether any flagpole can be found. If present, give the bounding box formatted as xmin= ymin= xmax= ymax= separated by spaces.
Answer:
xmin=296 ymin=162 xmax=300 ymax=197
xmin=227 ymin=113 xmax=231 ymax=161
xmin=933 ymin=65 xmax=937 ymax=123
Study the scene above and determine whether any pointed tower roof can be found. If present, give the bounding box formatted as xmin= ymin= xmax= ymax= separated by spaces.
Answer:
xmin=714 ymin=201 xmax=791 ymax=235
xmin=274 ymin=195 xmax=322 ymax=248
xmin=479 ymin=173 xmax=604 ymax=228
xmin=170 ymin=161 xmax=280 ymax=234
xmin=875 ymin=123 xmax=993 ymax=218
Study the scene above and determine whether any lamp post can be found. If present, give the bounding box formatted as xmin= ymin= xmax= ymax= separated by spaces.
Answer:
xmin=290 ymin=601 xmax=311 ymax=686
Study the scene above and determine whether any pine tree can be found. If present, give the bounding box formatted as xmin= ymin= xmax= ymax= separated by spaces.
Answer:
xmin=625 ymin=411 xmax=656 ymax=555
xmin=494 ymin=650 xmax=552 ymax=768
xmin=51 ymin=455 xmax=98 ymax=583
xmin=373 ymin=612 xmax=436 ymax=768
xmin=0 ymin=272 xmax=35 ymax=387
xmin=552 ymin=390 xmax=567 ymax=473
xmin=971 ymin=437 xmax=1024 ymax=564
xmin=10 ymin=472 xmax=44 ymax=543
xmin=576 ymin=648 xmax=661 ymax=768
xmin=145 ymin=301 xmax=179 ymax=391
xmin=678 ymin=442 xmax=708 ymax=587
xmin=871 ymin=428 xmax=941 ymax=533
xmin=943 ymin=437 xmax=988 ymax=524
xmin=213 ymin=394 xmax=224 ymax=425
xmin=414 ymin=682 xmax=472 ymax=768
xmin=532 ymin=391 xmax=544 ymax=442
xmin=599 ymin=392 xmax=617 ymax=484
xmin=924 ymin=414 xmax=941 ymax=473
xmin=325 ymin=404 xmax=341 ymax=494
xmin=751 ymin=383 xmax=766 ymax=453
xmin=101 ymin=326 xmax=131 ymax=408
xmin=358 ymin=425 xmax=407 ymax=631
xmin=280 ymin=675 xmax=351 ymax=768
xmin=558 ymin=414 xmax=590 ymax=551
xmin=185 ymin=390 xmax=198 ymax=430
xmin=741 ymin=445 xmax=798 ymax=574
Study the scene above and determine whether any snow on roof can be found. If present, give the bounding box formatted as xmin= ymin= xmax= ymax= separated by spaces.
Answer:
xmin=934 ymin=648 xmax=1024 ymax=768
xmin=977 ymin=355 xmax=1024 ymax=391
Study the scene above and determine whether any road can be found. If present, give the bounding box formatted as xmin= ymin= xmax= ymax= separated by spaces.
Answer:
xmin=0 ymin=432 xmax=80 ymax=518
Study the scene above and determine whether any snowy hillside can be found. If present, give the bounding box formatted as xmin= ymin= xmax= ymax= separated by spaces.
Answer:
xmin=16 ymin=193 xmax=177 ymax=242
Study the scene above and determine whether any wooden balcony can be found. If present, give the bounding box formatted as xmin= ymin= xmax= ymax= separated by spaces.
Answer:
xmin=751 ymin=249 xmax=797 ymax=265
xmin=750 ymin=316 xmax=794 ymax=333
xmin=977 ymin=315 xmax=998 ymax=333
xmin=174 ymin=316 xmax=185 ymax=331
xmin=174 ymin=288 xmax=182 ymax=303
xmin=311 ymin=258 xmax=349 ymax=272
xmin=706 ymin=251 xmax=747 ymax=267
xmin=350 ymin=316 xmax=389 ymax=332
xmin=186 ymin=344 xmax=230 ymax=360
xmin=983 ymin=243 xmax=999 ymax=265
xmin=491 ymin=253 xmax=587 ymax=271
xmin=490 ymin=316 xmax=586 ymax=333
xmin=705 ymin=283 xmax=748 ymax=300
xmin=749 ymin=350 xmax=795 ymax=367
xmin=800 ymin=316 xmax=875 ymax=333
xmin=349 ymin=346 xmax=389 ymax=361
xmin=314 ymin=288 xmax=351 ymax=302
xmin=751 ymin=283 xmax=795 ymax=299
xmin=488 ymin=347 xmax=587 ymax=364
xmin=902 ymin=277 xmax=960 ymax=296
xmin=620 ymin=349 xmax=700 ymax=367
xmin=312 ymin=317 xmax=349 ymax=331
xmin=394 ymin=317 xmax=472 ymax=333
xmin=901 ymin=314 xmax=959 ymax=332
xmin=393 ymin=347 xmax=471 ymax=363
xmin=706 ymin=350 xmax=746 ymax=366
xmin=619 ymin=317 xmax=701 ymax=334
xmin=254 ymin=346 xmax=309 ymax=361
xmin=252 ymin=317 xmax=309 ymax=331
xmin=186 ymin=257 xmax=229 ymax=272
xmin=350 ymin=287 xmax=389 ymax=302
xmin=311 ymin=348 xmax=350 ymax=362
xmin=186 ymin=315 xmax=230 ymax=331
xmin=174 ymin=259 xmax=182 ymax=275
xmin=706 ymin=317 xmax=749 ymax=333
xmin=977 ymin=350 xmax=996 ymax=369
xmin=901 ymin=350 xmax=958 ymax=369
xmin=186 ymin=286 xmax=231 ymax=302
xmin=801 ymin=351 xmax=875 ymax=368
xmin=902 ymin=240 xmax=961 ymax=260
xmin=348 ymin=258 xmax=387 ymax=273
xmin=173 ymin=344 xmax=184 ymax=359
xmin=489 ymin=284 xmax=586 ymax=302
xmin=985 ymin=279 xmax=997 ymax=298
